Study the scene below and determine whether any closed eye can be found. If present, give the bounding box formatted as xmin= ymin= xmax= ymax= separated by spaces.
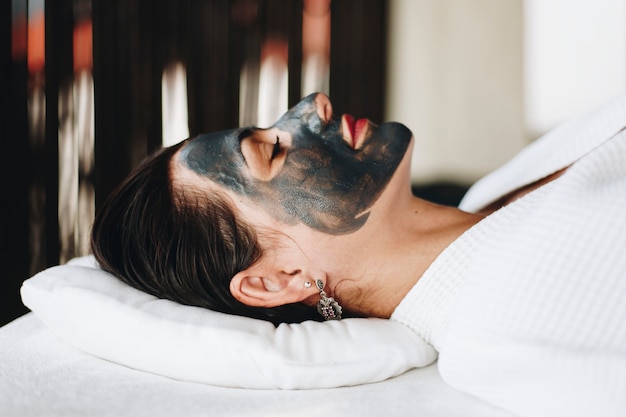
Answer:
xmin=238 ymin=128 xmax=288 ymax=181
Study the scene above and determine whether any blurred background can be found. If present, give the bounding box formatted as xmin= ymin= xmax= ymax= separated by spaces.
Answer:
xmin=1 ymin=0 xmax=624 ymax=326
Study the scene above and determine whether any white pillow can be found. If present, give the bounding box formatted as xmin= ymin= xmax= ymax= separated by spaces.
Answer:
xmin=20 ymin=256 xmax=437 ymax=389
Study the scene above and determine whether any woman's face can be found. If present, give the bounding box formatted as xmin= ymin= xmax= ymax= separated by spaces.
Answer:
xmin=175 ymin=93 xmax=413 ymax=235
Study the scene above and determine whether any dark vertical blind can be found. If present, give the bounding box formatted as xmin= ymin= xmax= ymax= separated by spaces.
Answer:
xmin=45 ymin=0 xmax=73 ymax=268
xmin=2 ymin=0 xmax=31 ymax=324
xmin=330 ymin=0 xmax=387 ymax=122
xmin=92 ymin=0 xmax=161 ymax=209
xmin=185 ymin=0 xmax=245 ymax=135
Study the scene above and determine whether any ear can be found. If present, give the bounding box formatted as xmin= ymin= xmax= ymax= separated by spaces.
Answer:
xmin=230 ymin=265 xmax=313 ymax=308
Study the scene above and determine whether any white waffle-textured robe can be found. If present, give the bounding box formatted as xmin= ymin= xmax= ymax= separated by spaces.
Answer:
xmin=392 ymin=92 xmax=626 ymax=417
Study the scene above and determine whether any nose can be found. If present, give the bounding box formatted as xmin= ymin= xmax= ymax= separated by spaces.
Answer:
xmin=314 ymin=93 xmax=333 ymax=123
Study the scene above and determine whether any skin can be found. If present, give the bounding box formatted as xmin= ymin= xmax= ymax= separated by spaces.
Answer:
xmin=171 ymin=93 xmax=566 ymax=318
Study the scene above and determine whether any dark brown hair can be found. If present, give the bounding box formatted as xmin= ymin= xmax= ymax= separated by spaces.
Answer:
xmin=90 ymin=142 xmax=320 ymax=325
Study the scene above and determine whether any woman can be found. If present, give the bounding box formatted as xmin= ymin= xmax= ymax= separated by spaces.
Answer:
xmin=93 ymin=92 xmax=626 ymax=415
xmin=92 ymin=92 xmax=482 ymax=323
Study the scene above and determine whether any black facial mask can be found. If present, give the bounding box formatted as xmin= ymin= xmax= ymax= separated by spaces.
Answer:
xmin=179 ymin=93 xmax=412 ymax=235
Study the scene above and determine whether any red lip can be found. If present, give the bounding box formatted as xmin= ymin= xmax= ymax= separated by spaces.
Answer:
xmin=342 ymin=114 xmax=370 ymax=149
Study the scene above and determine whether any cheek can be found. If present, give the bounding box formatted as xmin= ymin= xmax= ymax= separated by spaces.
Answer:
xmin=278 ymin=152 xmax=348 ymax=203
xmin=291 ymin=148 xmax=335 ymax=176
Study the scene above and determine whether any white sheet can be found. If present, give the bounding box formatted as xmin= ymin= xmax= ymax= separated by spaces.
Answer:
xmin=0 ymin=314 xmax=513 ymax=417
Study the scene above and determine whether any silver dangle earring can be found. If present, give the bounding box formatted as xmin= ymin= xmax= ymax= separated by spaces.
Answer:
xmin=316 ymin=279 xmax=342 ymax=320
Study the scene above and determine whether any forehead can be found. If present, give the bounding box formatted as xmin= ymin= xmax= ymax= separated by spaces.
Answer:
xmin=177 ymin=129 xmax=242 ymax=169
xmin=176 ymin=129 xmax=249 ymax=194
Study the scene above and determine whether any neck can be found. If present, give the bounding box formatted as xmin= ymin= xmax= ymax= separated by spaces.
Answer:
xmin=336 ymin=196 xmax=485 ymax=318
